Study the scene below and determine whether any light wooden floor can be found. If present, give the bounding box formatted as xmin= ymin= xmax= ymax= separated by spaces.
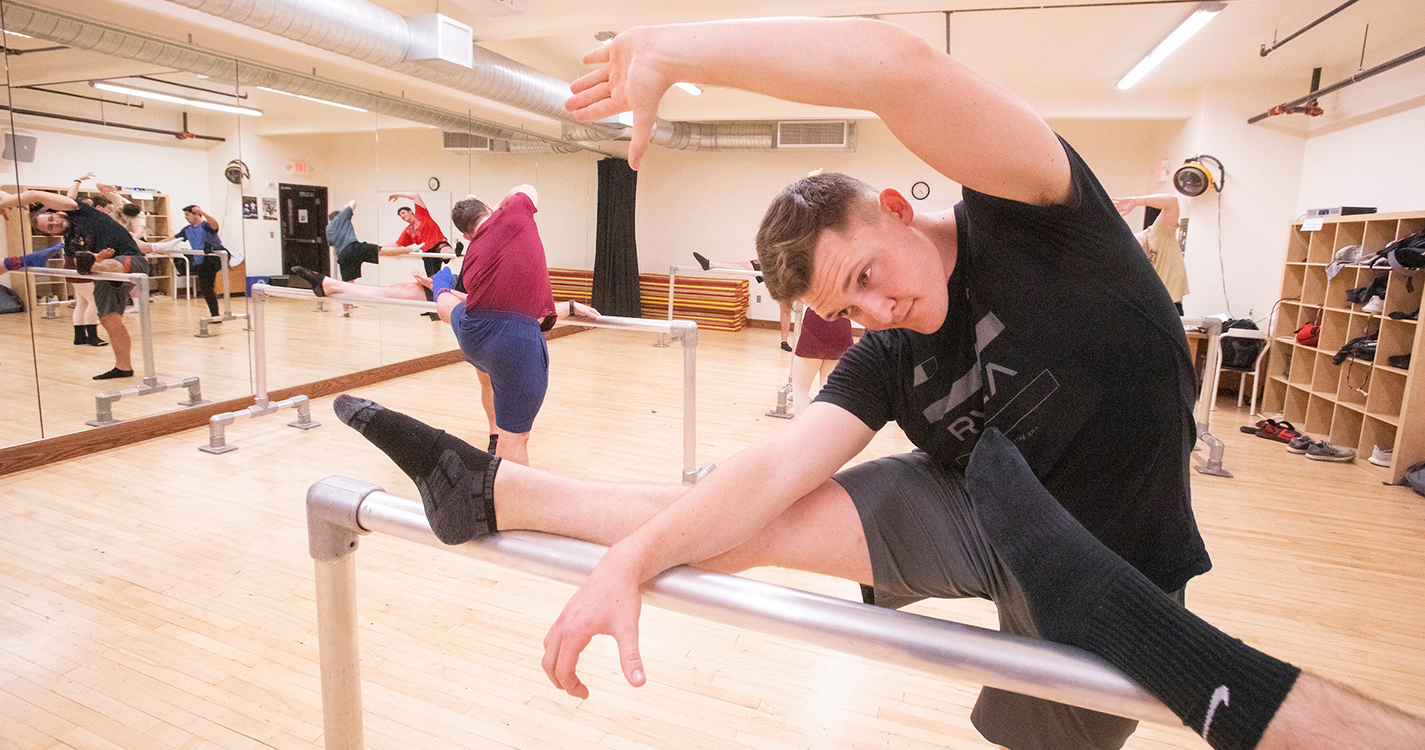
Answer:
xmin=0 ymin=291 xmax=461 ymax=445
xmin=2 ymin=326 xmax=1423 ymax=750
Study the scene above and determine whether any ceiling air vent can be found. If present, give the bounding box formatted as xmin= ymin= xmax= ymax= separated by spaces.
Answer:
xmin=442 ymin=131 xmax=490 ymax=150
xmin=776 ymin=120 xmax=855 ymax=149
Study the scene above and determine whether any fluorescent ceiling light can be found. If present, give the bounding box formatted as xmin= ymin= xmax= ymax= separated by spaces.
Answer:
xmin=257 ymin=86 xmax=368 ymax=112
xmin=1117 ymin=1 xmax=1225 ymax=90
xmin=674 ymin=82 xmax=702 ymax=96
xmin=4 ymin=30 xmax=33 ymax=39
xmin=89 ymin=81 xmax=263 ymax=116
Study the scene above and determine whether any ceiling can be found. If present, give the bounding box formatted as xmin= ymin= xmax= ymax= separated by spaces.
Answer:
xmin=2 ymin=0 xmax=1422 ymax=144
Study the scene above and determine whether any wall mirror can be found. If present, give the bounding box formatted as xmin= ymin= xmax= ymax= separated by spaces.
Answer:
xmin=0 ymin=0 xmax=601 ymax=455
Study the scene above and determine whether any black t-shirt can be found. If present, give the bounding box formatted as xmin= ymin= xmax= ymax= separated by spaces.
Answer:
xmin=817 ymin=138 xmax=1210 ymax=593
xmin=64 ymin=203 xmax=141 ymax=258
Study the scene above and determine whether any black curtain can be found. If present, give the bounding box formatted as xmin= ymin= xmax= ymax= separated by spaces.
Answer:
xmin=593 ymin=157 xmax=642 ymax=318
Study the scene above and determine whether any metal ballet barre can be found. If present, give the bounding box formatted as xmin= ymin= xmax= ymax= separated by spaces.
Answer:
xmin=9 ymin=266 xmax=207 ymax=425
xmin=208 ymin=285 xmax=709 ymax=484
xmin=306 ymin=476 xmax=1177 ymax=750
xmin=654 ymin=263 xmax=763 ymax=348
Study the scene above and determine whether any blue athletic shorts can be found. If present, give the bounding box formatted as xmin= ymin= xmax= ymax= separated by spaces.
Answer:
xmin=450 ymin=306 xmax=548 ymax=434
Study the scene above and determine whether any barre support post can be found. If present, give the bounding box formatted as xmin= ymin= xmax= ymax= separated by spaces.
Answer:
xmin=307 ymin=476 xmax=378 ymax=750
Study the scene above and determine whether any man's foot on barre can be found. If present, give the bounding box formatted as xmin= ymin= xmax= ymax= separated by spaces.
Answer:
xmin=692 ymin=252 xmax=710 ymax=271
xmin=290 ymin=266 xmax=327 ymax=297
xmin=334 ymin=395 xmax=501 ymax=545
xmin=76 ymin=251 xmax=97 ymax=275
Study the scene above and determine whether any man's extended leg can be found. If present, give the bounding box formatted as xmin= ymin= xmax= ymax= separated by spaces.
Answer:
xmin=964 ymin=428 xmax=1425 ymax=750
xmin=333 ymin=396 xmax=871 ymax=582
xmin=291 ymin=266 xmax=427 ymax=302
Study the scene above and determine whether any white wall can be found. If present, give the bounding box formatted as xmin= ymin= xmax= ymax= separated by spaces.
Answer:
xmin=232 ymin=126 xmax=601 ymax=278
xmin=1296 ymin=103 xmax=1425 ymax=215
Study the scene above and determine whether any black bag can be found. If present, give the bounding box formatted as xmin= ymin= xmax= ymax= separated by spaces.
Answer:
xmin=1220 ymin=318 xmax=1263 ymax=370
xmin=1400 ymin=460 xmax=1425 ymax=499
xmin=0 ymin=283 xmax=24 ymax=314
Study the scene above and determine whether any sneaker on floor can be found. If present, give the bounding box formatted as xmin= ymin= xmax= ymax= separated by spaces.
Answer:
xmin=1305 ymin=441 xmax=1356 ymax=462
xmin=1286 ymin=434 xmax=1314 ymax=454
xmin=1368 ymin=445 xmax=1393 ymax=467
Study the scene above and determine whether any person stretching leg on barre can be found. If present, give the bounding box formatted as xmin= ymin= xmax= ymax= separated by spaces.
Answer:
xmin=331 ymin=17 xmax=1422 ymax=750
xmin=692 ymin=252 xmax=794 ymax=350
xmin=301 ymin=184 xmax=596 ymax=465
xmin=3 ymin=184 xmax=160 ymax=379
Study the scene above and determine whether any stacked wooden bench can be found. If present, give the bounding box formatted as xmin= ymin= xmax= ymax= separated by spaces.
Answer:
xmin=548 ymin=268 xmax=749 ymax=332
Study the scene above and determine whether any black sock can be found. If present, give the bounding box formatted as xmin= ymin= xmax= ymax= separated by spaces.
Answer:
xmin=692 ymin=252 xmax=710 ymax=271
xmin=76 ymin=251 xmax=96 ymax=275
xmin=334 ymin=395 xmax=500 ymax=545
xmin=87 ymin=325 xmax=108 ymax=347
xmin=94 ymin=367 xmax=133 ymax=380
xmin=290 ymin=266 xmax=327 ymax=297
xmin=487 ymin=433 xmax=499 ymax=453
xmin=74 ymin=325 xmax=87 ymax=345
xmin=965 ymin=429 xmax=1299 ymax=750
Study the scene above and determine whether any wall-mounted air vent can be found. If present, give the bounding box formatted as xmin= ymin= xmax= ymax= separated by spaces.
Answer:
xmin=443 ymin=131 xmax=490 ymax=150
xmin=776 ymin=120 xmax=855 ymax=149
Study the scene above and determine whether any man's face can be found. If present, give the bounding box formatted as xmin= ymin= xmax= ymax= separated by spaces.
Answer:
xmin=398 ymin=208 xmax=415 ymax=225
xmin=184 ymin=210 xmax=202 ymax=226
xmin=801 ymin=201 xmax=949 ymax=334
xmin=35 ymin=212 xmax=69 ymax=235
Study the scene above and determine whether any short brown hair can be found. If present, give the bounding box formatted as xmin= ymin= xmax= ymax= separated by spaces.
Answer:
xmin=451 ymin=197 xmax=491 ymax=235
xmin=755 ymin=173 xmax=877 ymax=302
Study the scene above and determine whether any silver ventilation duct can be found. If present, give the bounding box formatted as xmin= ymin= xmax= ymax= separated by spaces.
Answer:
xmin=1 ymin=2 xmax=596 ymax=154
xmin=155 ymin=0 xmax=839 ymax=152
xmin=163 ymin=0 xmax=574 ymax=124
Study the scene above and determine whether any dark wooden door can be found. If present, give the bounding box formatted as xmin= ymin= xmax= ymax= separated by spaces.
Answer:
xmin=279 ymin=183 xmax=328 ymax=280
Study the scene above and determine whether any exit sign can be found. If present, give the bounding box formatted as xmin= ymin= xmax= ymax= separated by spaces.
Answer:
xmin=291 ymin=162 xmax=310 ymax=174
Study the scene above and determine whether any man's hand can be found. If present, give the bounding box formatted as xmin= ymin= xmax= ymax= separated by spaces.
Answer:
xmin=567 ymin=28 xmax=674 ymax=170
xmin=541 ymin=564 xmax=647 ymax=699
xmin=96 ymin=248 xmax=116 ymax=261
xmin=76 ymin=172 xmax=95 ymax=183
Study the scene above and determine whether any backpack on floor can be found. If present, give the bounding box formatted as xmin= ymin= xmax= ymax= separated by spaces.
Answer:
xmin=0 ymin=284 xmax=24 ymax=314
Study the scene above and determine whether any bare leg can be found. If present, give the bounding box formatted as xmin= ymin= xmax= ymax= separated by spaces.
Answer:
xmin=495 ymin=429 xmax=531 ymax=466
xmin=1258 ymin=672 xmax=1425 ymax=750
xmin=477 ymin=370 xmax=496 ymax=435
xmin=780 ymin=301 xmax=793 ymax=346
xmin=337 ymin=396 xmax=873 ymax=582
xmin=98 ymin=313 xmax=131 ymax=370
xmin=322 ymin=276 xmax=428 ymax=301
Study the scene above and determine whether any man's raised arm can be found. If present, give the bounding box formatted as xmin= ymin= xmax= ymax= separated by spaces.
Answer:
xmin=566 ymin=17 xmax=1068 ymax=205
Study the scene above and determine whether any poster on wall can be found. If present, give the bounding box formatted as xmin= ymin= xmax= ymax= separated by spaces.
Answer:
xmin=262 ymin=197 xmax=278 ymax=220
xmin=242 ymin=196 xmax=258 ymax=219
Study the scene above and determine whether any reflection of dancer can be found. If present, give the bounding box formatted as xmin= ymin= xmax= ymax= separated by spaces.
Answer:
xmin=295 ymin=184 xmax=596 ymax=465
xmin=790 ymin=306 xmax=852 ymax=415
xmin=1114 ymin=194 xmax=1187 ymax=315
xmin=389 ymin=192 xmax=455 ymax=279
xmin=692 ymin=252 xmax=793 ymax=350
xmin=3 ymin=184 xmax=155 ymax=378
xmin=64 ymin=174 xmax=106 ymax=347
xmin=324 ymin=199 xmax=429 ymax=316
xmin=174 ymin=204 xmax=225 ymax=319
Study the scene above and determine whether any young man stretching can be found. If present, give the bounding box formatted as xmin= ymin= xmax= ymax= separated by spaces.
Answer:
xmin=333 ymin=17 xmax=1424 ymax=750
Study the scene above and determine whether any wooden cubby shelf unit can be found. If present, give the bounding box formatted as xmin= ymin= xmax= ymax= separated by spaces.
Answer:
xmin=1261 ymin=209 xmax=1425 ymax=484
